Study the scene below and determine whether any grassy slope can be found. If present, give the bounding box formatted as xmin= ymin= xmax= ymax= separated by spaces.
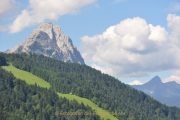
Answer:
xmin=1 ymin=64 xmax=118 ymax=120
xmin=2 ymin=63 xmax=50 ymax=89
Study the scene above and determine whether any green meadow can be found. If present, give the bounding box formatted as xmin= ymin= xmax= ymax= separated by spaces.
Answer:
xmin=1 ymin=64 xmax=118 ymax=120
xmin=57 ymin=93 xmax=118 ymax=120
xmin=2 ymin=63 xmax=50 ymax=89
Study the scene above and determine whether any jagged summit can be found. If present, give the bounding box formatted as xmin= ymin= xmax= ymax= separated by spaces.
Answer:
xmin=5 ymin=21 xmax=85 ymax=64
xmin=38 ymin=21 xmax=63 ymax=40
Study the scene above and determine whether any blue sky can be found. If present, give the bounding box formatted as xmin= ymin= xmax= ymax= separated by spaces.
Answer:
xmin=1 ymin=0 xmax=180 ymax=84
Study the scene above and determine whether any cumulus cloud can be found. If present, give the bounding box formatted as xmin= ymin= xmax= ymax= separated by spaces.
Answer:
xmin=148 ymin=24 xmax=168 ymax=43
xmin=0 ymin=0 xmax=17 ymax=31
xmin=163 ymin=75 xmax=180 ymax=84
xmin=167 ymin=14 xmax=180 ymax=46
xmin=81 ymin=15 xmax=180 ymax=78
xmin=0 ymin=0 xmax=16 ymax=16
xmin=128 ymin=80 xmax=143 ymax=85
xmin=9 ymin=0 xmax=97 ymax=33
xmin=162 ymin=69 xmax=180 ymax=84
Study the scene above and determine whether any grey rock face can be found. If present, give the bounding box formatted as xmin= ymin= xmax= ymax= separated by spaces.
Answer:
xmin=6 ymin=21 xmax=85 ymax=64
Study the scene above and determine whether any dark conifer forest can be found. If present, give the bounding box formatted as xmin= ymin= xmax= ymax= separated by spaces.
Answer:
xmin=1 ymin=52 xmax=180 ymax=120
xmin=0 ymin=64 xmax=101 ymax=119
xmin=0 ymin=53 xmax=7 ymax=66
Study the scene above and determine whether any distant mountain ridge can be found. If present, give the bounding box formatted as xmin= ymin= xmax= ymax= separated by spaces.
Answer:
xmin=5 ymin=21 xmax=85 ymax=64
xmin=132 ymin=76 xmax=180 ymax=108
xmin=132 ymin=76 xmax=180 ymax=98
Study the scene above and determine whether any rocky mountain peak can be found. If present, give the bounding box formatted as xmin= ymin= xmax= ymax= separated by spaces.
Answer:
xmin=145 ymin=75 xmax=162 ymax=85
xmin=38 ymin=21 xmax=63 ymax=40
xmin=5 ymin=21 xmax=85 ymax=64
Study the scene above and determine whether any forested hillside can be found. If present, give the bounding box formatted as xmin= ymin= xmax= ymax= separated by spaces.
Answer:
xmin=2 ymin=52 xmax=180 ymax=120
xmin=0 ymin=53 xmax=7 ymax=66
xmin=0 ymin=66 xmax=101 ymax=120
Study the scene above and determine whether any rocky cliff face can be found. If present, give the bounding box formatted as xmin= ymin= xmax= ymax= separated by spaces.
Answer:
xmin=6 ymin=21 xmax=85 ymax=64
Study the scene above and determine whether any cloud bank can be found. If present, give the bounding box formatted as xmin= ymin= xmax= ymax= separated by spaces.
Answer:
xmin=81 ymin=14 xmax=180 ymax=79
xmin=0 ymin=0 xmax=17 ymax=32
xmin=0 ymin=0 xmax=16 ymax=16
xmin=9 ymin=0 xmax=97 ymax=33
xmin=162 ymin=69 xmax=180 ymax=84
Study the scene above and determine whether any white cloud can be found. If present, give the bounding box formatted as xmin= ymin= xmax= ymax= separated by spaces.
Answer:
xmin=0 ymin=0 xmax=16 ymax=16
xmin=0 ymin=0 xmax=21 ymax=33
xmin=81 ymin=15 xmax=180 ymax=78
xmin=162 ymin=75 xmax=180 ymax=84
xmin=9 ymin=0 xmax=97 ymax=33
xmin=162 ymin=69 xmax=180 ymax=84
xmin=128 ymin=80 xmax=143 ymax=85
xmin=172 ymin=69 xmax=180 ymax=77
xmin=167 ymin=14 xmax=180 ymax=47
xmin=148 ymin=24 xmax=168 ymax=43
